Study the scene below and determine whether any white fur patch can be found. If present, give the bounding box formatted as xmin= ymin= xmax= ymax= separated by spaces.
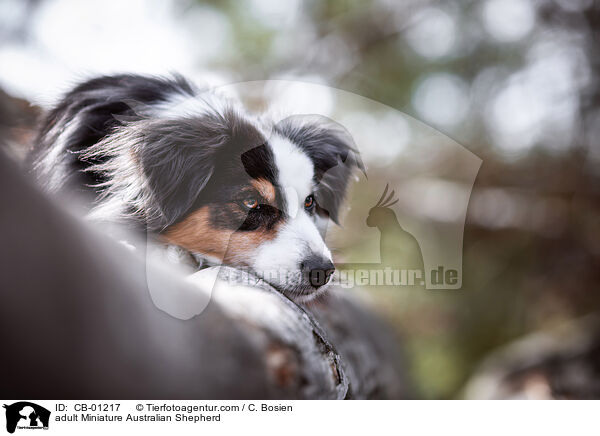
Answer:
xmin=268 ymin=133 xmax=314 ymax=216
xmin=151 ymin=91 xmax=236 ymax=120
xmin=35 ymin=118 xmax=81 ymax=192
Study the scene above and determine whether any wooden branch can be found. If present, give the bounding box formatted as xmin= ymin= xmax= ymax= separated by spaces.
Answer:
xmin=0 ymin=153 xmax=409 ymax=399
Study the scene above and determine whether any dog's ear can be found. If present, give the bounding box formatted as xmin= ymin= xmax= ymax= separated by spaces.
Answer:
xmin=138 ymin=117 xmax=217 ymax=229
xmin=138 ymin=110 xmax=258 ymax=229
xmin=274 ymin=115 xmax=364 ymax=224
xmin=83 ymin=105 xmax=264 ymax=231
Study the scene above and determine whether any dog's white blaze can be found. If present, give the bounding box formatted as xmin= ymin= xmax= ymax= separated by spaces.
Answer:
xmin=255 ymin=212 xmax=332 ymax=263
xmin=282 ymin=186 xmax=299 ymax=218
xmin=251 ymin=134 xmax=332 ymax=287
xmin=269 ymin=134 xmax=313 ymax=209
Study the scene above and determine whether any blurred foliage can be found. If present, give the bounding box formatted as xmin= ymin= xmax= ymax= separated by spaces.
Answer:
xmin=194 ymin=0 xmax=600 ymax=398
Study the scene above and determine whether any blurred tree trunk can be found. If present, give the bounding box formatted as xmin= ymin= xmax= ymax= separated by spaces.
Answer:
xmin=463 ymin=315 xmax=600 ymax=399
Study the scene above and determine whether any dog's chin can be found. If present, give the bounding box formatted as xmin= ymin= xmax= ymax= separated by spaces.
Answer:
xmin=258 ymin=274 xmax=332 ymax=303
xmin=288 ymin=282 xmax=331 ymax=304
xmin=214 ymin=263 xmax=333 ymax=303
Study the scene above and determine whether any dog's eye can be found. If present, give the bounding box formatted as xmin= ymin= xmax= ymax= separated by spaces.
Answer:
xmin=304 ymin=195 xmax=315 ymax=211
xmin=242 ymin=197 xmax=259 ymax=210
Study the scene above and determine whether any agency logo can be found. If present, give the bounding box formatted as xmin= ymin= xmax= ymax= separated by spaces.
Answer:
xmin=3 ymin=402 xmax=50 ymax=434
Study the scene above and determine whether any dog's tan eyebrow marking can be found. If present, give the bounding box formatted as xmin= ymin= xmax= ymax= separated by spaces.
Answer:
xmin=251 ymin=178 xmax=276 ymax=204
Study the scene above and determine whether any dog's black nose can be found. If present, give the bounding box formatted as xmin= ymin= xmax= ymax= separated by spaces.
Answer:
xmin=301 ymin=255 xmax=335 ymax=289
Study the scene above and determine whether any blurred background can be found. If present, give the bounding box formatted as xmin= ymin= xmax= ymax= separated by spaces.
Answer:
xmin=1 ymin=0 xmax=599 ymax=399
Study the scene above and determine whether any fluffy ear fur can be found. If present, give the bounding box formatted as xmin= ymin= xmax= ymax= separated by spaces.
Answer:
xmin=82 ymin=108 xmax=253 ymax=231
xmin=274 ymin=114 xmax=364 ymax=223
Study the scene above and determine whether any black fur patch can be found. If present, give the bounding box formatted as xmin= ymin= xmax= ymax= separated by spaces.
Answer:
xmin=206 ymin=149 xmax=285 ymax=232
xmin=274 ymin=115 xmax=363 ymax=223
xmin=29 ymin=74 xmax=196 ymax=190
xmin=136 ymin=109 xmax=284 ymax=231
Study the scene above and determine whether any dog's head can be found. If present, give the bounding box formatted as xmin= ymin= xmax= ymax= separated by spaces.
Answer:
xmin=88 ymin=96 xmax=361 ymax=299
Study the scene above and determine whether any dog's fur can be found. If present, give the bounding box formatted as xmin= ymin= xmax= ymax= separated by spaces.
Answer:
xmin=28 ymin=74 xmax=360 ymax=298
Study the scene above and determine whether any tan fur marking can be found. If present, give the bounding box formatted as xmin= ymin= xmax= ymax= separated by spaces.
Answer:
xmin=251 ymin=178 xmax=276 ymax=204
xmin=162 ymin=205 xmax=278 ymax=264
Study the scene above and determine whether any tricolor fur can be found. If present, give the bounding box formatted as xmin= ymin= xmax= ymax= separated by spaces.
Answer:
xmin=29 ymin=74 xmax=361 ymax=299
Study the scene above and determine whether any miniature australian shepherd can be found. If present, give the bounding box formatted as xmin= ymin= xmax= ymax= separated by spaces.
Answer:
xmin=28 ymin=74 xmax=361 ymax=300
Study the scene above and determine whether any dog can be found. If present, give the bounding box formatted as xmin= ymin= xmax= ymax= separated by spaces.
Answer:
xmin=28 ymin=74 xmax=361 ymax=300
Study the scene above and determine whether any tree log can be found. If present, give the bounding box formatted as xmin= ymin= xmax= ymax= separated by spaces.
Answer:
xmin=0 ymin=152 xmax=410 ymax=399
